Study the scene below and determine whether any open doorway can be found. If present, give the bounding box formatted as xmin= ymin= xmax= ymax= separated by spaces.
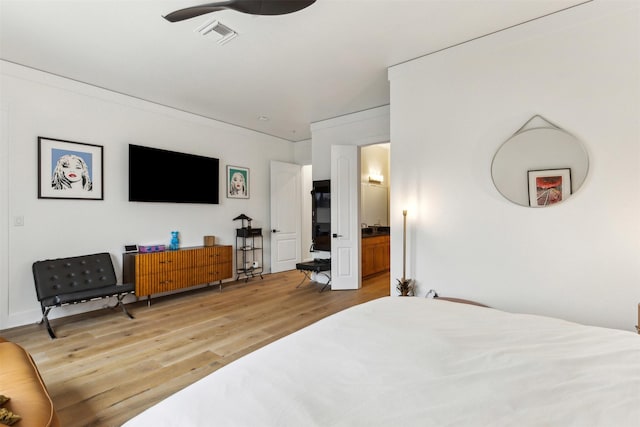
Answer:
xmin=360 ymin=143 xmax=390 ymax=279
xmin=302 ymin=142 xmax=390 ymax=290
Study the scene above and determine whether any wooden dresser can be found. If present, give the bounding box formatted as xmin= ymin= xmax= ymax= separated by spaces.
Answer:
xmin=123 ymin=245 xmax=233 ymax=302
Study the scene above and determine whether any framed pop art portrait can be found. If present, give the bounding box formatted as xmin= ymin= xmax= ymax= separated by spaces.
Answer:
xmin=38 ymin=137 xmax=104 ymax=200
xmin=227 ymin=165 xmax=249 ymax=199
xmin=528 ymin=168 xmax=571 ymax=207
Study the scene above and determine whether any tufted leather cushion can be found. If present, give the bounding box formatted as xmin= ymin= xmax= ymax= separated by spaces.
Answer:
xmin=0 ymin=338 xmax=60 ymax=427
xmin=32 ymin=253 xmax=133 ymax=306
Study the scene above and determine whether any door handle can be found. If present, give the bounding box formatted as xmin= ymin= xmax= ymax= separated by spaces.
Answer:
xmin=272 ymin=229 xmax=280 ymax=233
xmin=332 ymin=233 xmax=343 ymax=238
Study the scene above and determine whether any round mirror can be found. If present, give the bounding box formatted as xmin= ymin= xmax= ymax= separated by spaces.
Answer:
xmin=491 ymin=118 xmax=589 ymax=207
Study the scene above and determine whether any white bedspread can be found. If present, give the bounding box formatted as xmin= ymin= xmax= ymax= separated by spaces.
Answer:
xmin=123 ymin=297 xmax=640 ymax=426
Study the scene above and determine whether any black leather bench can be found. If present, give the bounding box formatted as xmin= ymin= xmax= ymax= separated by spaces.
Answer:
xmin=295 ymin=259 xmax=331 ymax=292
xmin=32 ymin=252 xmax=135 ymax=339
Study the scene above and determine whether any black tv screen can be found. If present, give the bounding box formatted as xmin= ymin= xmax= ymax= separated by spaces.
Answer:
xmin=312 ymin=180 xmax=331 ymax=251
xmin=129 ymin=144 xmax=219 ymax=204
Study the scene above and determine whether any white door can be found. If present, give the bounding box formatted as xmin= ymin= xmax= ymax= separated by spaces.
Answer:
xmin=270 ymin=161 xmax=301 ymax=273
xmin=330 ymin=145 xmax=361 ymax=290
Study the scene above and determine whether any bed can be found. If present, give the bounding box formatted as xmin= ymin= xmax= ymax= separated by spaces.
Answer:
xmin=123 ymin=296 xmax=640 ymax=426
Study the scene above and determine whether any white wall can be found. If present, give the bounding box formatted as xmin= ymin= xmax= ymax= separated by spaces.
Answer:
xmin=301 ymin=165 xmax=313 ymax=261
xmin=0 ymin=61 xmax=296 ymax=329
xmin=388 ymin=1 xmax=640 ymax=330
xmin=311 ymin=106 xmax=390 ymax=181
xmin=295 ymin=141 xmax=313 ymax=261
xmin=294 ymin=139 xmax=312 ymax=165
xmin=1 ymin=106 xmax=9 ymax=330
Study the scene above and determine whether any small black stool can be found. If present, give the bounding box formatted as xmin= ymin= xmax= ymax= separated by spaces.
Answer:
xmin=295 ymin=259 xmax=331 ymax=292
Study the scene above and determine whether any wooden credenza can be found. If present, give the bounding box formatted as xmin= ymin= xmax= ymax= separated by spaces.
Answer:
xmin=362 ymin=235 xmax=390 ymax=278
xmin=123 ymin=245 xmax=233 ymax=301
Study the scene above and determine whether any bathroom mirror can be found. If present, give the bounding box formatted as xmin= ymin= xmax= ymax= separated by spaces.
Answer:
xmin=361 ymin=183 xmax=389 ymax=226
xmin=491 ymin=116 xmax=589 ymax=207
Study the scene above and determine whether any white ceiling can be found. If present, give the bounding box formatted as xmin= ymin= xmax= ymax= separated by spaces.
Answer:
xmin=0 ymin=0 xmax=589 ymax=142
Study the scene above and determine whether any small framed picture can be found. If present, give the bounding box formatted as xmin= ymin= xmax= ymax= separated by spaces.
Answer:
xmin=227 ymin=165 xmax=249 ymax=199
xmin=38 ymin=137 xmax=104 ymax=200
xmin=528 ymin=168 xmax=571 ymax=207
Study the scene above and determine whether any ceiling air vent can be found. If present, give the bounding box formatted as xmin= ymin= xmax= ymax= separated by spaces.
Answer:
xmin=195 ymin=20 xmax=238 ymax=45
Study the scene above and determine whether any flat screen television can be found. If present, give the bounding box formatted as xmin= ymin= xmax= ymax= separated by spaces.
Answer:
xmin=129 ymin=144 xmax=219 ymax=204
xmin=311 ymin=180 xmax=331 ymax=252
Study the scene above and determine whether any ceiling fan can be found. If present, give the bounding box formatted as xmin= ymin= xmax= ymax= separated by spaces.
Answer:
xmin=163 ymin=0 xmax=317 ymax=22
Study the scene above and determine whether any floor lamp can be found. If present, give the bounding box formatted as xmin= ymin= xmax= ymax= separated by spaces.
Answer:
xmin=397 ymin=210 xmax=413 ymax=296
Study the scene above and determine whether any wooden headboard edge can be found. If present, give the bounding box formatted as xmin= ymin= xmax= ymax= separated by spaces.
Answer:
xmin=434 ymin=297 xmax=490 ymax=308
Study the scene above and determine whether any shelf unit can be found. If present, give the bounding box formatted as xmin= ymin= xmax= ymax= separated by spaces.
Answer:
xmin=236 ymin=227 xmax=263 ymax=281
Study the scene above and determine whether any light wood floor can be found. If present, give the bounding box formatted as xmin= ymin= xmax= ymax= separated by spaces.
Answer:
xmin=1 ymin=270 xmax=390 ymax=427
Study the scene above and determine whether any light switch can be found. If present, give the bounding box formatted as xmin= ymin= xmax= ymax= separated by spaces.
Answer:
xmin=14 ymin=216 xmax=24 ymax=226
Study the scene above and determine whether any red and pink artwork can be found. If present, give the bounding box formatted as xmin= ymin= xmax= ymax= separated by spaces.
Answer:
xmin=528 ymin=169 xmax=571 ymax=207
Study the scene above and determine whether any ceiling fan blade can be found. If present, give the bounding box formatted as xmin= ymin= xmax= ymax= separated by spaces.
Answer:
xmin=163 ymin=4 xmax=230 ymax=22
xmin=163 ymin=0 xmax=316 ymax=22
xmin=233 ymin=0 xmax=317 ymax=16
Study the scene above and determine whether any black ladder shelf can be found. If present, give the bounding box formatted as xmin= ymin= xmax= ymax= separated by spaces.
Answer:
xmin=234 ymin=214 xmax=264 ymax=282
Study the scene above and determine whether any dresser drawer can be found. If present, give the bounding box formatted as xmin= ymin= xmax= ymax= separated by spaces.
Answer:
xmin=136 ymin=271 xmax=182 ymax=295
xmin=197 ymin=261 xmax=233 ymax=283
xmin=197 ymin=246 xmax=232 ymax=265
xmin=135 ymin=251 xmax=188 ymax=274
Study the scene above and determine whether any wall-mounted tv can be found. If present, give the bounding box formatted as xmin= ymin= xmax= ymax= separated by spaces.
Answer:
xmin=129 ymin=144 xmax=219 ymax=204
xmin=311 ymin=179 xmax=331 ymax=252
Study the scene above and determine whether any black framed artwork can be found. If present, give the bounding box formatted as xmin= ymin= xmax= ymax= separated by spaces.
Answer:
xmin=38 ymin=137 xmax=104 ymax=200
xmin=527 ymin=168 xmax=571 ymax=207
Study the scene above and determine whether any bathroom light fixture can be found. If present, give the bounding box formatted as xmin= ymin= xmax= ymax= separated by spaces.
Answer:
xmin=368 ymin=174 xmax=384 ymax=184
